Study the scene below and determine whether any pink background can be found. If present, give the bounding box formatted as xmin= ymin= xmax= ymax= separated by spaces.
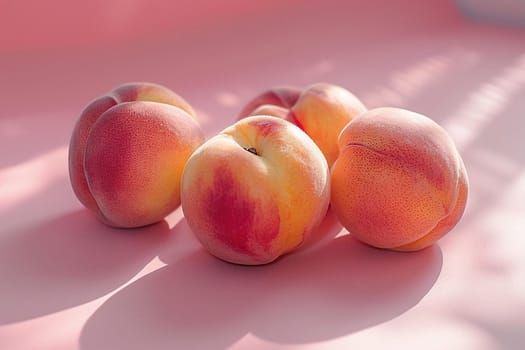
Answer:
xmin=1 ymin=0 xmax=524 ymax=349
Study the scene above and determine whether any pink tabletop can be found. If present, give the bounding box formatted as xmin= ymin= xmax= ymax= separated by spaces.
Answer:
xmin=1 ymin=0 xmax=524 ymax=349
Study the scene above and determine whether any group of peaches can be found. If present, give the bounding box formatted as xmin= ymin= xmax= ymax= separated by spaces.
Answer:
xmin=68 ymin=82 xmax=468 ymax=265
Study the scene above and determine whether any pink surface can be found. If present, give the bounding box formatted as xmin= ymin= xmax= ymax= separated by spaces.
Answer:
xmin=1 ymin=0 xmax=525 ymax=349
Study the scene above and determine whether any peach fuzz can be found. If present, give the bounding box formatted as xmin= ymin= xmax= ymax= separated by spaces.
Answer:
xmin=68 ymin=83 xmax=204 ymax=228
xmin=330 ymin=107 xmax=468 ymax=251
xmin=238 ymin=83 xmax=367 ymax=168
xmin=181 ymin=115 xmax=330 ymax=265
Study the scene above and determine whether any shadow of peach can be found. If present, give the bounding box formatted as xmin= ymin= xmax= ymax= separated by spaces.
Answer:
xmin=0 ymin=210 xmax=172 ymax=324
xmin=79 ymin=231 xmax=442 ymax=350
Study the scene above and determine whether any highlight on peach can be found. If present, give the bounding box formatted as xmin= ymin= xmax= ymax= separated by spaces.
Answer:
xmin=68 ymin=82 xmax=205 ymax=228
xmin=330 ymin=107 xmax=468 ymax=252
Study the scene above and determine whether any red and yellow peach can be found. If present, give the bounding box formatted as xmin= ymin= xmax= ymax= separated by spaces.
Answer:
xmin=181 ymin=115 xmax=331 ymax=265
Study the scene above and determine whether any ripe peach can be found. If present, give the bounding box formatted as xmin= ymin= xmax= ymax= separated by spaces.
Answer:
xmin=238 ymin=83 xmax=367 ymax=167
xmin=181 ymin=115 xmax=331 ymax=265
xmin=330 ymin=107 xmax=468 ymax=251
xmin=68 ymin=83 xmax=204 ymax=228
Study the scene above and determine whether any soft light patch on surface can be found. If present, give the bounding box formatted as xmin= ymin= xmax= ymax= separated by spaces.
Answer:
xmin=0 ymin=146 xmax=68 ymax=213
xmin=470 ymin=146 xmax=522 ymax=206
xmin=432 ymin=167 xmax=525 ymax=346
xmin=228 ymin=313 xmax=497 ymax=349
xmin=444 ymin=52 xmax=525 ymax=150
xmin=471 ymin=147 xmax=521 ymax=179
xmin=164 ymin=206 xmax=185 ymax=230
xmin=479 ymin=171 xmax=525 ymax=298
xmin=367 ymin=313 xmax=497 ymax=350
xmin=362 ymin=50 xmax=469 ymax=106
xmin=216 ymin=91 xmax=241 ymax=107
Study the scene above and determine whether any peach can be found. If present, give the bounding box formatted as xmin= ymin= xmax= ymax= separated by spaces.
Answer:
xmin=68 ymin=82 xmax=204 ymax=228
xmin=330 ymin=107 xmax=468 ymax=251
xmin=238 ymin=83 xmax=367 ymax=167
xmin=181 ymin=115 xmax=330 ymax=265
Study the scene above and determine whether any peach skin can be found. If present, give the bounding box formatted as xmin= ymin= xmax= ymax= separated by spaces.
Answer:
xmin=181 ymin=115 xmax=331 ymax=265
xmin=238 ymin=83 xmax=366 ymax=167
xmin=69 ymin=82 xmax=204 ymax=228
xmin=237 ymin=86 xmax=301 ymax=119
xmin=330 ymin=107 xmax=468 ymax=251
